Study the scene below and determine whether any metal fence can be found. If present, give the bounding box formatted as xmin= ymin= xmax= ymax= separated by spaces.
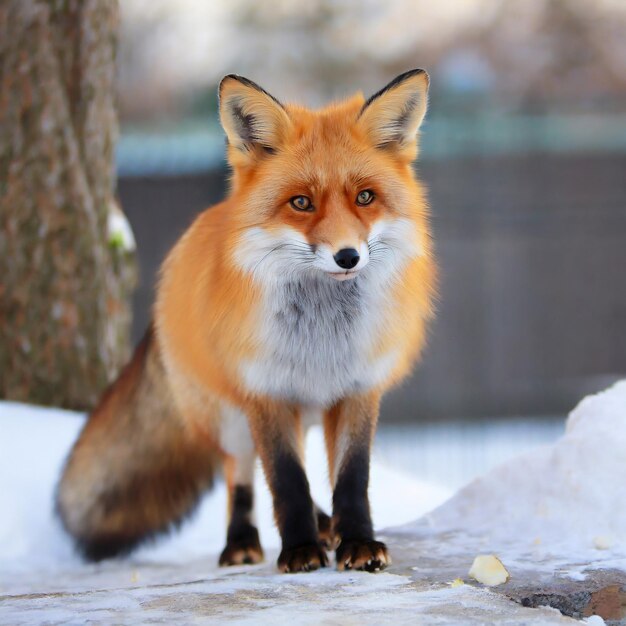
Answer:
xmin=117 ymin=121 xmax=626 ymax=421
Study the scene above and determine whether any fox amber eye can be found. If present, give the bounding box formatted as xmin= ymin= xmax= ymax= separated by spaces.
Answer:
xmin=356 ymin=190 xmax=375 ymax=206
xmin=290 ymin=195 xmax=313 ymax=212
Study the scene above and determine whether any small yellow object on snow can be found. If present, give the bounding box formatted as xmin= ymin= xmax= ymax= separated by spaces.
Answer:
xmin=593 ymin=535 xmax=614 ymax=550
xmin=450 ymin=578 xmax=465 ymax=588
xmin=468 ymin=555 xmax=510 ymax=586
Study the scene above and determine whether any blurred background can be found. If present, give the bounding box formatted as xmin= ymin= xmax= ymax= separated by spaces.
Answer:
xmin=115 ymin=0 xmax=626 ymax=488
xmin=2 ymin=0 xmax=626 ymax=490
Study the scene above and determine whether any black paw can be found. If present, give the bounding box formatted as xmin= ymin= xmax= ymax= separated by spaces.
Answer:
xmin=317 ymin=510 xmax=338 ymax=551
xmin=219 ymin=525 xmax=264 ymax=566
xmin=336 ymin=539 xmax=390 ymax=572
xmin=277 ymin=542 xmax=329 ymax=573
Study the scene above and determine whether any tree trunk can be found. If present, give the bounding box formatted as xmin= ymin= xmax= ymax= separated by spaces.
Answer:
xmin=0 ymin=0 xmax=136 ymax=410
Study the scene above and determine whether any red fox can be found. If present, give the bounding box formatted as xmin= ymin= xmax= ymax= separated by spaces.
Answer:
xmin=56 ymin=70 xmax=436 ymax=573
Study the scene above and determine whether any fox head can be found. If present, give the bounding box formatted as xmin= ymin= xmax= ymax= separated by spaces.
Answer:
xmin=219 ymin=70 xmax=430 ymax=285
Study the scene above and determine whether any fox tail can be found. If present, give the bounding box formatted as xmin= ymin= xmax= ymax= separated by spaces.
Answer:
xmin=56 ymin=326 xmax=219 ymax=561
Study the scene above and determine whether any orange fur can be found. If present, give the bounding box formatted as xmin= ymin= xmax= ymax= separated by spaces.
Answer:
xmin=156 ymin=77 xmax=436 ymax=429
xmin=57 ymin=70 xmax=436 ymax=571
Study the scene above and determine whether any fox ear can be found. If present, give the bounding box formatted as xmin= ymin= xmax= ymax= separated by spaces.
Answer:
xmin=219 ymin=75 xmax=291 ymax=158
xmin=358 ymin=69 xmax=429 ymax=155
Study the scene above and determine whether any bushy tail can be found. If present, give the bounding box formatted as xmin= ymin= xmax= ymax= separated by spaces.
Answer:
xmin=56 ymin=326 xmax=219 ymax=561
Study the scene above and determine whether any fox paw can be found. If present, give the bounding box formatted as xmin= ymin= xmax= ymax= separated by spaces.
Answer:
xmin=219 ymin=526 xmax=264 ymax=566
xmin=336 ymin=539 xmax=390 ymax=572
xmin=317 ymin=511 xmax=338 ymax=551
xmin=277 ymin=543 xmax=328 ymax=573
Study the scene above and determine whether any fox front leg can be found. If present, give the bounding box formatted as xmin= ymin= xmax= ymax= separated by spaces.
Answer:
xmin=219 ymin=453 xmax=264 ymax=566
xmin=248 ymin=402 xmax=327 ymax=573
xmin=324 ymin=393 xmax=390 ymax=572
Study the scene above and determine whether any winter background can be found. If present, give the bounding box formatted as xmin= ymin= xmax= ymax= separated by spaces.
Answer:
xmin=2 ymin=0 xmax=626 ymax=624
xmin=2 ymin=381 xmax=626 ymax=623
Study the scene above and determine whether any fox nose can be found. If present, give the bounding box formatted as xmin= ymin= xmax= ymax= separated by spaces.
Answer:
xmin=333 ymin=248 xmax=360 ymax=269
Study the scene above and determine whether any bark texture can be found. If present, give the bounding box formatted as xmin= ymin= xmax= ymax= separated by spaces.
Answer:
xmin=0 ymin=0 xmax=135 ymax=410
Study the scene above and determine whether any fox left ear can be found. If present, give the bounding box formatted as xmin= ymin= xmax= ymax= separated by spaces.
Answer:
xmin=219 ymin=75 xmax=291 ymax=160
xmin=358 ymin=69 xmax=429 ymax=155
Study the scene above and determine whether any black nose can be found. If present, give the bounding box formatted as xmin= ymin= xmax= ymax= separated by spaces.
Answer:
xmin=333 ymin=248 xmax=360 ymax=269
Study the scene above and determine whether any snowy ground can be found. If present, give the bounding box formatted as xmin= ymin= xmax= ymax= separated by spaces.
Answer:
xmin=416 ymin=380 xmax=626 ymax=580
xmin=2 ymin=382 xmax=626 ymax=624
xmin=0 ymin=402 xmax=451 ymax=578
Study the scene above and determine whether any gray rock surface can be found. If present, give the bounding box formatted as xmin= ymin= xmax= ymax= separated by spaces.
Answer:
xmin=5 ymin=525 xmax=621 ymax=625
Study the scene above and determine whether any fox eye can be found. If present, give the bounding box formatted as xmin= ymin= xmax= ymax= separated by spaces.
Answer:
xmin=356 ymin=190 xmax=375 ymax=206
xmin=290 ymin=195 xmax=313 ymax=212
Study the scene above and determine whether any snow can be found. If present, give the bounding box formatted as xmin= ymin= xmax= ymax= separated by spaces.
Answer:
xmin=402 ymin=380 xmax=626 ymax=581
xmin=0 ymin=400 xmax=450 ymax=579
xmin=2 ymin=381 xmax=626 ymax=623
xmin=107 ymin=203 xmax=136 ymax=251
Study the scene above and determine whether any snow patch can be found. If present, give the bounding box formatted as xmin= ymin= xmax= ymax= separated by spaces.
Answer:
xmin=0 ymin=400 xmax=450 ymax=582
xmin=405 ymin=380 xmax=626 ymax=580
xmin=3 ymin=381 xmax=626 ymax=622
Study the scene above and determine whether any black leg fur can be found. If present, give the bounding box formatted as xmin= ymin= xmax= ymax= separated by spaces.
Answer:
xmin=219 ymin=485 xmax=264 ymax=566
xmin=333 ymin=445 xmax=389 ymax=572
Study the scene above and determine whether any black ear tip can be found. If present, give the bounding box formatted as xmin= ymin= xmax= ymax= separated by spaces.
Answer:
xmin=218 ymin=75 xmax=285 ymax=109
xmin=219 ymin=74 xmax=245 ymax=96
xmin=395 ymin=68 xmax=430 ymax=87
xmin=362 ymin=68 xmax=430 ymax=111
xmin=219 ymin=74 xmax=261 ymax=96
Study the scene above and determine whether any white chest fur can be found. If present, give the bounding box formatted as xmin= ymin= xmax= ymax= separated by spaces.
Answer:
xmin=241 ymin=275 xmax=397 ymax=407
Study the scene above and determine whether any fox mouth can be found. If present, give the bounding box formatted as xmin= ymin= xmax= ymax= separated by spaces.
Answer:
xmin=325 ymin=270 xmax=360 ymax=281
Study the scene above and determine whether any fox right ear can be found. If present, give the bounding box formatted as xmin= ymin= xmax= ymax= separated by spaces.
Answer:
xmin=219 ymin=75 xmax=291 ymax=160
xmin=358 ymin=69 xmax=429 ymax=159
